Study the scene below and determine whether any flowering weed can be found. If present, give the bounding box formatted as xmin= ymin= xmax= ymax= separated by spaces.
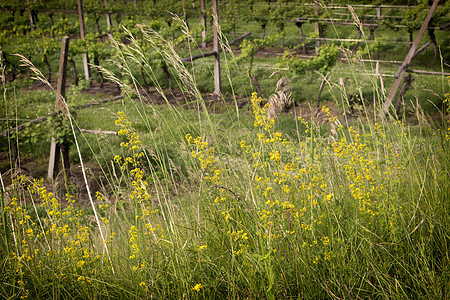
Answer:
xmin=1 ymin=30 xmax=449 ymax=300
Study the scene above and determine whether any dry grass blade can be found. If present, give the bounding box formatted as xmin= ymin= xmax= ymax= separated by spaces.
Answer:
xmin=15 ymin=54 xmax=52 ymax=90
xmin=347 ymin=5 xmax=364 ymax=37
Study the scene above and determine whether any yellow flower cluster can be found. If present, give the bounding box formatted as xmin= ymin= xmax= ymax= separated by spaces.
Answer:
xmin=321 ymin=105 xmax=339 ymax=124
xmin=114 ymin=112 xmax=151 ymax=206
xmin=116 ymin=111 xmax=141 ymax=150
xmin=114 ymin=112 xmax=165 ymax=286
xmin=331 ymin=124 xmax=403 ymax=235
xmin=251 ymin=92 xmax=275 ymax=131
xmin=115 ymin=111 xmax=145 ymax=170
xmin=186 ymin=133 xmax=224 ymax=185
xmin=192 ymin=283 xmax=203 ymax=291
xmin=332 ymin=127 xmax=379 ymax=219
xmin=227 ymin=230 xmax=249 ymax=255
xmin=239 ymin=95 xmax=338 ymax=264
xmin=1 ymin=177 xmax=116 ymax=295
xmin=128 ymin=225 xmax=139 ymax=260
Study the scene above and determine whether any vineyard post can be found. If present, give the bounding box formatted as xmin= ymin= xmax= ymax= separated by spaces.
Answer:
xmin=314 ymin=0 xmax=320 ymax=55
xmin=382 ymin=0 xmax=439 ymax=117
xmin=316 ymin=71 xmax=331 ymax=108
xmin=394 ymin=74 xmax=413 ymax=115
xmin=10 ymin=139 xmax=19 ymax=170
xmin=376 ymin=5 xmax=382 ymax=22
xmin=376 ymin=61 xmax=385 ymax=96
xmin=294 ymin=18 xmax=307 ymax=52
xmin=352 ymin=25 xmax=362 ymax=54
xmin=77 ymin=0 xmax=91 ymax=84
xmin=104 ymin=0 xmax=112 ymax=28
xmin=369 ymin=25 xmax=376 ymax=40
xmin=26 ymin=0 xmax=35 ymax=31
xmin=48 ymin=36 xmax=70 ymax=181
xmin=212 ymin=0 xmax=221 ymax=97
xmin=201 ymin=0 xmax=207 ymax=48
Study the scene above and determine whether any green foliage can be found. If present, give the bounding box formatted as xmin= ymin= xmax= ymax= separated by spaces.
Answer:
xmin=82 ymin=32 xmax=114 ymax=61
xmin=358 ymin=37 xmax=388 ymax=56
xmin=282 ymin=43 xmax=339 ymax=75
xmin=1 ymin=11 xmax=450 ymax=298
xmin=221 ymin=1 xmax=240 ymax=36
xmin=249 ymin=3 xmax=271 ymax=29
xmin=235 ymin=35 xmax=280 ymax=71
xmin=398 ymin=0 xmax=428 ymax=32
xmin=47 ymin=115 xmax=73 ymax=145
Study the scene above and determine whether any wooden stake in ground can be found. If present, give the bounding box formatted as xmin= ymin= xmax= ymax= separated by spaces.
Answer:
xmin=382 ymin=0 xmax=440 ymax=117
xmin=376 ymin=5 xmax=382 ymax=22
xmin=104 ymin=0 xmax=112 ymax=29
xmin=201 ymin=0 xmax=207 ymax=48
xmin=376 ymin=61 xmax=385 ymax=96
xmin=316 ymin=71 xmax=331 ymax=108
xmin=314 ymin=0 xmax=320 ymax=55
xmin=212 ymin=0 xmax=221 ymax=97
xmin=395 ymin=74 xmax=413 ymax=115
xmin=48 ymin=36 xmax=70 ymax=181
xmin=77 ymin=0 xmax=91 ymax=83
xmin=26 ymin=0 xmax=40 ymax=32
xmin=294 ymin=18 xmax=307 ymax=52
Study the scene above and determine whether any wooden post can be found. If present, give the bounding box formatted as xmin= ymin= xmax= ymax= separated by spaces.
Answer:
xmin=48 ymin=36 xmax=70 ymax=181
xmin=55 ymin=38 xmax=70 ymax=115
xmin=376 ymin=61 xmax=385 ymax=96
xmin=77 ymin=0 xmax=91 ymax=83
xmin=48 ymin=137 xmax=59 ymax=180
xmin=314 ymin=0 xmax=320 ymax=55
xmin=201 ymin=0 xmax=207 ymax=48
xmin=295 ymin=18 xmax=307 ymax=52
xmin=26 ymin=0 xmax=35 ymax=31
xmin=316 ymin=72 xmax=331 ymax=108
xmin=382 ymin=0 xmax=439 ymax=117
xmin=395 ymin=74 xmax=413 ymax=115
xmin=376 ymin=5 xmax=382 ymax=22
xmin=10 ymin=139 xmax=19 ymax=169
xmin=104 ymin=0 xmax=112 ymax=28
xmin=212 ymin=0 xmax=221 ymax=97
xmin=352 ymin=26 xmax=362 ymax=54
xmin=369 ymin=25 xmax=376 ymax=40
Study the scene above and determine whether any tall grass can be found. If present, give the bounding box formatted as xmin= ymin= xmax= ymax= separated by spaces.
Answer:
xmin=1 ymin=17 xmax=449 ymax=299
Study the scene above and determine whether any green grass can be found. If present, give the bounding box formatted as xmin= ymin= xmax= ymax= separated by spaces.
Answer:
xmin=1 ymin=11 xmax=450 ymax=300
xmin=2 ymin=86 xmax=449 ymax=298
